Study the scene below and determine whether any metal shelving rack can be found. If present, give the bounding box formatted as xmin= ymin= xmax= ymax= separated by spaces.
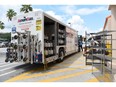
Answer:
xmin=91 ymin=30 xmax=116 ymax=74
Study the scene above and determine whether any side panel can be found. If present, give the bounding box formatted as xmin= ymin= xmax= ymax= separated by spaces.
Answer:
xmin=66 ymin=27 xmax=78 ymax=55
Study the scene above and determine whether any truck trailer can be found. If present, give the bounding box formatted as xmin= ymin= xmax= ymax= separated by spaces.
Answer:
xmin=5 ymin=11 xmax=78 ymax=66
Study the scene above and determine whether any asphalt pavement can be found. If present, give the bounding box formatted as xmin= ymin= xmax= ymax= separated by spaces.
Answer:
xmin=4 ymin=51 xmax=113 ymax=82
xmin=0 ymin=48 xmax=114 ymax=82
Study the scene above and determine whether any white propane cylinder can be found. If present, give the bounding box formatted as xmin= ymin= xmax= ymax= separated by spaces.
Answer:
xmin=46 ymin=41 xmax=48 ymax=47
xmin=48 ymin=42 xmax=50 ymax=47
xmin=50 ymin=49 xmax=52 ymax=54
xmin=45 ymin=41 xmax=47 ymax=47
xmin=48 ymin=49 xmax=50 ymax=55
xmin=51 ymin=49 xmax=53 ymax=54
xmin=58 ymin=29 xmax=61 ymax=32
xmin=51 ymin=42 xmax=53 ymax=47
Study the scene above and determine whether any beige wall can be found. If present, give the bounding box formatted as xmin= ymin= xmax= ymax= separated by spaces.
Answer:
xmin=110 ymin=5 xmax=116 ymax=58
xmin=105 ymin=17 xmax=111 ymax=31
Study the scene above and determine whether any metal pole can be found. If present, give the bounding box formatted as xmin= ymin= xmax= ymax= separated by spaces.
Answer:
xmin=92 ymin=35 xmax=94 ymax=74
xmin=111 ymin=34 xmax=112 ymax=74
xmin=102 ymin=30 xmax=105 ymax=75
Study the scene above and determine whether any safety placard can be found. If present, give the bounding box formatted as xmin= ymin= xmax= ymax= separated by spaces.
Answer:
xmin=36 ymin=20 xmax=42 ymax=31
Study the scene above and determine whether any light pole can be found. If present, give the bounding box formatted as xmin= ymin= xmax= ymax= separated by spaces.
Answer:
xmin=68 ymin=22 xmax=71 ymax=27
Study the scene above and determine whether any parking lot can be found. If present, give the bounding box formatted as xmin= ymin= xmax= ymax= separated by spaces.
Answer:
xmin=0 ymin=48 xmax=113 ymax=82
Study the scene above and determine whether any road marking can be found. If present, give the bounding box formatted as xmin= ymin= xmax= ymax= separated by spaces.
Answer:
xmin=63 ymin=61 xmax=83 ymax=64
xmin=0 ymin=63 xmax=8 ymax=66
xmin=0 ymin=70 xmax=16 ymax=77
xmin=0 ymin=65 xmax=31 ymax=77
xmin=50 ymin=61 xmax=83 ymax=69
xmin=0 ymin=63 xmax=18 ymax=68
xmin=5 ymin=66 xmax=88 ymax=82
xmin=56 ymin=62 xmax=83 ymax=67
xmin=39 ymin=69 xmax=98 ymax=82
xmin=0 ymin=62 xmax=8 ymax=65
xmin=87 ymin=78 xmax=99 ymax=82
xmin=0 ymin=64 xmax=23 ymax=72
xmin=5 ymin=66 xmax=45 ymax=82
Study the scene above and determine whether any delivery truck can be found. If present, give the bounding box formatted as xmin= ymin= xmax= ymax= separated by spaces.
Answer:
xmin=5 ymin=11 xmax=78 ymax=66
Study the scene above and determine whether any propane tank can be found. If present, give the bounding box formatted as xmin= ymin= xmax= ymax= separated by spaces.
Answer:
xmin=51 ymin=49 xmax=53 ymax=54
xmin=48 ymin=41 xmax=50 ymax=47
xmin=46 ymin=41 xmax=48 ymax=47
xmin=23 ymin=34 xmax=27 ymax=39
xmin=14 ymin=44 xmax=18 ymax=49
xmin=58 ymin=29 xmax=61 ymax=32
xmin=23 ymin=45 xmax=27 ymax=49
xmin=14 ymin=35 xmax=19 ymax=39
xmin=45 ymin=41 xmax=47 ymax=47
xmin=48 ymin=48 xmax=50 ymax=55
xmin=51 ymin=42 xmax=53 ymax=47
xmin=50 ymin=48 xmax=53 ymax=54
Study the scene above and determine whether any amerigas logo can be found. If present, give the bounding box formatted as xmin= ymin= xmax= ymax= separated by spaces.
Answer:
xmin=18 ymin=16 xmax=33 ymax=23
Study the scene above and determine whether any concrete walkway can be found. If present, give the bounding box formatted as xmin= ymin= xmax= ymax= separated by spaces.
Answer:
xmin=4 ymin=52 xmax=115 ymax=82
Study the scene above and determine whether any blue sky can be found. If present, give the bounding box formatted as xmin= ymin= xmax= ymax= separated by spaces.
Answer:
xmin=0 ymin=5 xmax=111 ymax=35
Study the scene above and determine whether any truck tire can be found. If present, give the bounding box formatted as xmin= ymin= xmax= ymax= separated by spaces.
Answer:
xmin=5 ymin=59 xmax=9 ymax=62
xmin=58 ymin=51 xmax=64 ymax=62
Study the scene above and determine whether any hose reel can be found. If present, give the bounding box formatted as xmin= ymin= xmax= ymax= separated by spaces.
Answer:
xmin=23 ymin=34 xmax=27 ymax=39
xmin=14 ymin=35 xmax=19 ymax=39
xmin=23 ymin=45 xmax=27 ymax=49
xmin=14 ymin=45 xmax=18 ymax=49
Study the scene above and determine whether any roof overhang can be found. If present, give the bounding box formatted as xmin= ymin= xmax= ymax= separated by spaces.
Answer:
xmin=108 ymin=5 xmax=116 ymax=10
xmin=108 ymin=5 xmax=111 ymax=10
xmin=103 ymin=15 xmax=111 ymax=31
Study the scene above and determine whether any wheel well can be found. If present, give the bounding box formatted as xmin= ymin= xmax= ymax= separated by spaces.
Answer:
xmin=58 ymin=47 xmax=65 ymax=56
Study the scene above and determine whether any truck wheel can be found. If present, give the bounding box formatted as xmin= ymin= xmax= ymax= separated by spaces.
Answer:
xmin=58 ymin=51 xmax=64 ymax=62
xmin=5 ymin=59 xmax=9 ymax=62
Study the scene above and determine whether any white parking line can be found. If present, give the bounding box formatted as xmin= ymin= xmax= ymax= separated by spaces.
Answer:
xmin=0 ymin=63 xmax=18 ymax=68
xmin=0 ymin=62 xmax=8 ymax=65
xmin=0 ymin=64 xmax=23 ymax=72
xmin=0 ymin=70 xmax=16 ymax=77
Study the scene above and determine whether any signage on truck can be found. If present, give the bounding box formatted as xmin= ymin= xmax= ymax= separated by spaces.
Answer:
xmin=36 ymin=20 xmax=42 ymax=31
xmin=18 ymin=17 xmax=33 ymax=23
xmin=16 ymin=16 xmax=34 ymax=30
xmin=12 ymin=26 xmax=16 ymax=32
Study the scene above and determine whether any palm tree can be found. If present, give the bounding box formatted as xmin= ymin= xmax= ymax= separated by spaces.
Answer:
xmin=6 ymin=9 xmax=17 ymax=21
xmin=0 ymin=21 xmax=5 ymax=29
xmin=20 ymin=5 xmax=33 ymax=13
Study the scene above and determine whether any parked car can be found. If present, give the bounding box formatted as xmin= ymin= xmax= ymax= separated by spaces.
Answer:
xmin=0 ymin=41 xmax=9 ymax=47
xmin=0 ymin=42 xmax=5 ymax=47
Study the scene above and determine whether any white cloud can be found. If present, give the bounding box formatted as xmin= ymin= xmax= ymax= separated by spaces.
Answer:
xmin=67 ymin=15 xmax=84 ymax=25
xmin=64 ymin=6 xmax=76 ymax=15
xmin=46 ymin=11 xmax=64 ymax=21
xmin=33 ymin=8 xmax=43 ymax=11
xmin=63 ymin=6 xmax=107 ymax=15
xmin=33 ymin=8 xmax=64 ymax=22
xmin=98 ymin=27 xmax=103 ymax=31
xmin=66 ymin=15 xmax=88 ymax=35
xmin=0 ymin=5 xmax=20 ymax=33
xmin=75 ymin=7 xmax=107 ymax=15
xmin=66 ymin=15 xmax=102 ymax=36
xmin=0 ymin=28 xmax=11 ymax=33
